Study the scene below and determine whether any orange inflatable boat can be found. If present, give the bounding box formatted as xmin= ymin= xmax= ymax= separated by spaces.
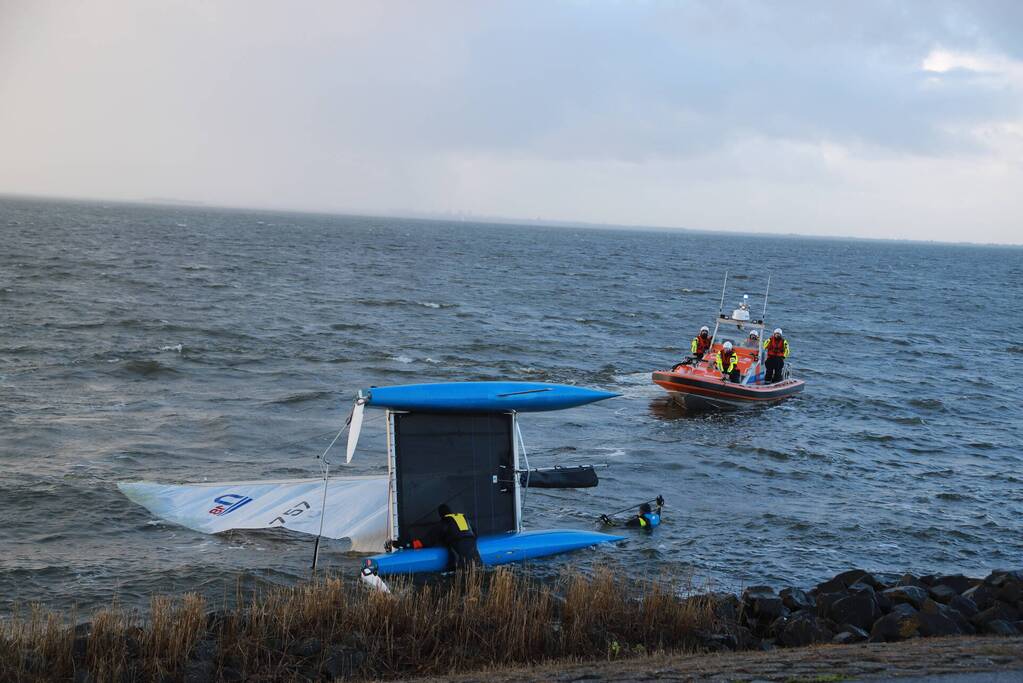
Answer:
xmin=652 ymin=279 xmax=805 ymax=410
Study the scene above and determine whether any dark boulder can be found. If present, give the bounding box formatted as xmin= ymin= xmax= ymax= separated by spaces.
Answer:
xmin=981 ymin=620 xmax=1020 ymax=636
xmin=897 ymin=573 xmax=925 ymax=588
xmin=890 ymin=602 xmax=918 ymax=619
xmin=829 ymin=592 xmax=881 ymax=632
xmin=815 ymin=591 xmax=846 ymax=618
xmin=927 ymin=584 xmax=960 ymax=604
xmin=971 ymin=603 xmax=1020 ymax=628
xmin=921 ymin=599 xmax=975 ymax=635
xmin=832 ymin=624 xmax=869 ymax=644
xmin=741 ymin=586 xmax=787 ymax=625
xmin=963 ymin=583 xmax=998 ymax=611
xmin=931 ymin=574 xmax=978 ymax=595
xmin=949 ymin=594 xmax=979 ymax=618
xmin=983 ymin=569 xmax=1023 ymax=587
xmin=847 ymin=581 xmax=876 ymax=596
xmin=916 ymin=609 xmax=962 ymax=636
xmin=709 ymin=592 xmax=740 ymax=625
xmin=773 ymin=610 xmax=833 ymax=647
xmin=699 ymin=632 xmax=739 ymax=652
xmin=872 ymin=572 xmax=902 ymax=590
xmin=996 ymin=581 xmax=1022 ymax=604
xmin=780 ymin=587 xmax=815 ymax=612
xmin=815 ymin=569 xmax=875 ymax=595
xmin=869 ymin=604 xmax=920 ymax=642
xmin=882 ymin=585 xmax=929 ymax=610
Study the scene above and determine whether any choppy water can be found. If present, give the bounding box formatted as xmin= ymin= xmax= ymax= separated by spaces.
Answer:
xmin=2 ymin=196 xmax=1022 ymax=615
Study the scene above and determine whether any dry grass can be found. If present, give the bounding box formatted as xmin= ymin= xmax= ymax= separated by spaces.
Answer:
xmin=0 ymin=567 xmax=718 ymax=682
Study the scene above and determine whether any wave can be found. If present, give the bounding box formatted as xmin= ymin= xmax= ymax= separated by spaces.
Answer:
xmin=909 ymin=398 xmax=945 ymax=411
xmin=265 ymin=390 xmax=335 ymax=406
xmin=359 ymin=298 xmax=456 ymax=310
xmin=112 ymin=359 xmax=180 ymax=377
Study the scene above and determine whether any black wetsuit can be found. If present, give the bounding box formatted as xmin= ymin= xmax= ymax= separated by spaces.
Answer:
xmin=440 ymin=513 xmax=481 ymax=569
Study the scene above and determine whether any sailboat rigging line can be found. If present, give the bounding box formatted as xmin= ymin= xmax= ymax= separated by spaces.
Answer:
xmin=312 ymin=403 xmax=355 ymax=572
xmin=602 ymin=496 xmax=664 ymax=520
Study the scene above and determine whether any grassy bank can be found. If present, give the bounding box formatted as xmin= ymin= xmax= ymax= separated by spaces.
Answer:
xmin=0 ymin=568 xmax=718 ymax=682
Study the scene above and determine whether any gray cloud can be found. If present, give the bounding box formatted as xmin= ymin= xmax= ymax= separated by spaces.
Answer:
xmin=0 ymin=0 xmax=1020 ymax=242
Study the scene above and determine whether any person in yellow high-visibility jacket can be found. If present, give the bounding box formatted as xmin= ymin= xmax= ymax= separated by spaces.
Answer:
xmin=715 ymin=341 xmax=741 ymax=382
xmin=437 ymin=504 xmax=481 ymax=569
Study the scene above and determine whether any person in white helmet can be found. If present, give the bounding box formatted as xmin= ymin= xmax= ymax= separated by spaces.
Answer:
xmin=690 ymin=325 xmax=712 ymax=360
xmin=715 ymin=341 xmax=741 ymax=382
xmin=763 ymin=328 xmax=790 ymax=383
xmin=745 ymin=328 xmax=761 ymax=349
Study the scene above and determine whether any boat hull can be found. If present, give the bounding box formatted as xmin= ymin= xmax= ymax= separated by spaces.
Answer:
xmin=367 ymin=528 xmax=624 ymax=575
xmin=364 ymin=382 xmax=619 ymax=413
xmin=652 ymin=370 xmax=804 ymax=409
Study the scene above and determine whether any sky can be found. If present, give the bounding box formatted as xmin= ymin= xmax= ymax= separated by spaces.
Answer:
xmin=1 ymin=1 xmax=1021 ymax=244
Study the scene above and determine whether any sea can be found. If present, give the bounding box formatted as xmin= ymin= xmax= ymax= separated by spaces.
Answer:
xmin=2 ymin=196 xmax=1021 ymax=616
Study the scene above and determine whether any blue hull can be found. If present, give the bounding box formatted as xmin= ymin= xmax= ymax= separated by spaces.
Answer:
xmin=368 ymin=529 xmax=624 ymax=575
xmin=364 ymin=382 xmax=618 ymax=413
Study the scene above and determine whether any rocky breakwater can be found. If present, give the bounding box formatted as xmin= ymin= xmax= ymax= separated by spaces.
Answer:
xmin=725 ymin=568 xmax=1023 ymax=649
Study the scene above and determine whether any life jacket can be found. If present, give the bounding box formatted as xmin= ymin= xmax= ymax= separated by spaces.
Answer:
xmin=691 ymin=334 xmax=711 ymax=355
xmin=765 ymin=336 xmax=789 ymax=358
xmin=638 ymin=512 xmax=661 ymax=528
xmin=716 ymin=350 xmax=738 ymax=372
xmin=444 ymin=513 xmax=475 ymax=538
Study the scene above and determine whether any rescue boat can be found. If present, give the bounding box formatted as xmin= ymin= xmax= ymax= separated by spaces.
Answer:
xmin=652 ymin=276 xmax=805 ymax=410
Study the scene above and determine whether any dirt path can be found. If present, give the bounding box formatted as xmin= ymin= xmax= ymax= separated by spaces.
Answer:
xmin=406 ymin=636 xmax=1023 ymax=682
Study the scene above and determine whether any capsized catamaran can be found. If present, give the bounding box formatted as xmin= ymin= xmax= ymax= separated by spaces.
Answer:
xmin=119 ymin=381 xmax=624 ymax=575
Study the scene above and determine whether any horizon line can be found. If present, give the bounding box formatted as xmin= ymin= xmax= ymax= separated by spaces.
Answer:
xmin=1 ymin=190 xmax=1019 ymax=249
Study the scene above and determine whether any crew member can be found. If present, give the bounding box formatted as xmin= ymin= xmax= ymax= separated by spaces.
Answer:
xmin=625 ymin=501 xmax=661 ymax=531
xmin=763 ymin=328 xmax=790 ymax=383
xmin=690 ymin=326 xmax=712 ymax=359
xmin=436 ymin=504 xmax=481 ymax=569
xmin=716 ymin=341 xmax=741 ymax=382
xmin=745 ymin=329 xmax=760 ymax=348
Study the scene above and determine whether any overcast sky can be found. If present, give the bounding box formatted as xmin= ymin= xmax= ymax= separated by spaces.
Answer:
xmin=1 ymin=1 xmax=1021 ymax=243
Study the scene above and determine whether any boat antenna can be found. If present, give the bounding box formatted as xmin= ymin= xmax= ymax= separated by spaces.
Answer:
xmin=311 ymin=402 xmax=356 ymax=572
xmin=718 ymin=270 xmax=729 ymax=317
xmin=758 ymin=275 xmax=771 ymax=370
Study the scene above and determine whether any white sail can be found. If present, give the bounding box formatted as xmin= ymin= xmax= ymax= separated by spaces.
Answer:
xmin=118 ymin=476 xmax=388 ymax=552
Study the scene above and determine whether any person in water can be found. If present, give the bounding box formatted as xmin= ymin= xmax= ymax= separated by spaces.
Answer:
xmin=716 ymin=341 xmax=741 ymax=382
xmin=625 ymin=501 xmax=661 ymax=530
xmin=690 ymin=326 xmax=712 ymax=359
xmin=763 ymin=328 xmax=790 ymax=383
xmin=436 ymin=504 xmax=481 ymax=569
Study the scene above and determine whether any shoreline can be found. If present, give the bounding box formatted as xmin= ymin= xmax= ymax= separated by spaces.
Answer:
xmin=2 ymin=566 xmax=1020 ymax=681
